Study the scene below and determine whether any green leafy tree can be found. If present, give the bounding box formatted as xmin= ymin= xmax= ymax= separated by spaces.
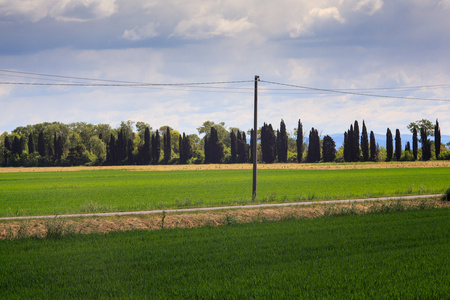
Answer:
xmin=407 ymin=119 xmax=434 ymax=136
xmin=386 ymin=128 xmax=393 ymax=162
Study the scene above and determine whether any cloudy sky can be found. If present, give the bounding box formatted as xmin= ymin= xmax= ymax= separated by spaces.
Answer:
xmin=1 ymin=0 xmax=449 ymax=137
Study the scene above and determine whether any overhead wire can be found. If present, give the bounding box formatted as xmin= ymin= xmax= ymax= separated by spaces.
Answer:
xmin=260 ymin=80 xmax=450 ymax=102
xmin=1 ymin=68 xmax=450 ymax=101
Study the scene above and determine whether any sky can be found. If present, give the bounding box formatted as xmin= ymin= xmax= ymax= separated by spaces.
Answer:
xmin=0 ymin=0 xmax=449 ymax=138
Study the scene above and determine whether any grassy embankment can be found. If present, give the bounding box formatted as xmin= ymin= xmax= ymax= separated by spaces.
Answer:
xmin=1 ymin=208 xmax=448 ymax=298
xmin=1 ymin=166 xmax=449 ymax=217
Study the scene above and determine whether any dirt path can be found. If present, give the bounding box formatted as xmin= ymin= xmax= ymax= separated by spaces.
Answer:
xmin=1 ymin=195 xmax=447 ymax=239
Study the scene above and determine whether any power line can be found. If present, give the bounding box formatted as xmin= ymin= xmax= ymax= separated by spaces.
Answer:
xmin=260 ymin=80 xmax=450 ymax=102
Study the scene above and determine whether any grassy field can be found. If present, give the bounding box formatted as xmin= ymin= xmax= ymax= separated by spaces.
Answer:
xmin=1 ymin=166 xmax=449 ymax=217
xmin=1 ymin=208 xmax=448 ymax=298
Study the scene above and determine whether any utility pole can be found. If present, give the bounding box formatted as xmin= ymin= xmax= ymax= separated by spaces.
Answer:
xmin=252 ymin=75 xmax=259 ymax=201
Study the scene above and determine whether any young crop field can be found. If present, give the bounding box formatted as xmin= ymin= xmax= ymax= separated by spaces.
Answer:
xmin=1 ymin=165 xmax=449 ymax=217
xmin=0 ymin=208 xmax=448 ymax=298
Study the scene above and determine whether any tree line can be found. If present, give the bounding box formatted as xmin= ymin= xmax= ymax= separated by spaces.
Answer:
xmin=0 ymin=118 xmax=448 ymax=167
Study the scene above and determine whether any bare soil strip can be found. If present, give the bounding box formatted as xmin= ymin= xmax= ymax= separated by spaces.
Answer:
xmin=0 ymin=161 xmax=449 ymax=173
xmin=1 ymin=196 xmax=447 ymax=240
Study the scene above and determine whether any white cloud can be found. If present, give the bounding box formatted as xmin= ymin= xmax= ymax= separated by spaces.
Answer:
xmin=0 ymin=0 xmax=117 ymax=22
xmin=122 ymin=22 xmax=159 ymax=41
xmin=354 ymin=0 xmax=383 ymax=15
xmin=173 ymin=15 xmax=254 ymax=39
xmin=289 ymin=6 xmax=345 ymax=38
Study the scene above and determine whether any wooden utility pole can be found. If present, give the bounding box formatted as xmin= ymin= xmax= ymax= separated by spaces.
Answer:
xmin=252 ymin=75 xmax=259 ymax=201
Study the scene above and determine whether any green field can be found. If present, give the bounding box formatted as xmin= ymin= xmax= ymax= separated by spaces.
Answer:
xmin=1 ymin=209 xmax=448 ymax=298
xmin=1 ymin=167 xmax=449 ymax=217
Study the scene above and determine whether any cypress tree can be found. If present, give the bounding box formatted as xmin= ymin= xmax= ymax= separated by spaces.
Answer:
xmin=151 ymin=130 xmax=160 ymax=164
xmin=322 ymin=135 xmax=336 ymax=162
xmin=143 ymin=127 xmax=151 ymax=164
xmin=435 ymin=120 xmax=441 ymax=159
xmin=47 ymin=140 xmax=54 ymax=159
xmin=296 ymin=119 xmax=303 ymax=163
xmin=55 ymin=136 xmax=64 ymax=161
xmin=250 ymin=129 xmax=255 ymax=162
xmin=344 ymin=125 xmax=354 ymax=162
xmin=369 ymin=131 xmax=377 ymax=161
xmin=38 ymin=131 xmax=46 ymax=157
xmin=204 ymin=135 xmax=210 ymax=164
xmin=230 ymin=130 xmax=237 ymax=163
xmin=12 ymin=136 xmax=22 ymax=155
xmin=28 ymin=133 xmax=35 ymax=154
xmin=306 ymin=128 xmax=320 ymax=163
xmin=395 ymin=129 xmax=402 ymax=161
xmin=127 ymin=139 xmax=134 ymax=164
xmin=361 ymin=120 xmax=369 ymax=161
xmin=209 ymin=127 xmax=224 ymax=163
xmin=405 ymin=141 xmax=411 ymax=152
xmin=353 ymin=120 xmax=360 ymax=161
xmin=163 ymin=127 xmax=171 ymax=163
xmin=261 ymin=123 xmax=276 ymax=163
xmin=386 ymin=128 xmax=393 ymax=161
xmin=412 ymin=127 xmax=418 ymax=161
xmin=180 ymin=132 xmax=192 ymax=164
xmin=277 ymin=119 xmax=288 ymax=163
xmin=107 ymin=134 xmax=116 ymax=164
xmin=420 ymin=127 xmax=431 ymax=161
xmin=5 ymin=135 xmax=11 ymax=151
xmin=237 ymin=131 xmax=249 ymax=163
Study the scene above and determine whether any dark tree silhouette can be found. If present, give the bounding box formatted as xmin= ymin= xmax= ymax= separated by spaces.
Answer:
xmin=420 ymin=127 xmax=431 ymax=161
xmin=369 ymin=131 xmax=377 ymax=161
xmin=322 ymin=135 xmax=336 ymax=162
xmin=353 ymin=120 xmax=360 ymax=161
xmin=297 ymin=119 xmax=303 ymax=163
xmin=306 ymin=128 xmax=320 ymax=163
xmin=412 ymin=127 xmax=418 ymax=161
xmin=163 ymin=127 xmax=171 ymax=163
xmin=395 ymin=129 xmax=401 ymax=161
xmin=230 ymin=130 xmax=237 ymax=163
xmin=261 ymin=123 xmax=276 ymax=163
xmin=151 ymin=130 xmax=160 ymax=164
xmin=435 ymin=120 xmax=441 ymax=159
xmin=277 ymin=119 xmax=288 ymax=163
xmin=38 ymin=131 xmax=46 ymax=157
xmin=361 ymin=120 xmax=369 ymax=161
xmin=386 ymin=128 xmax=393 ymax=162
